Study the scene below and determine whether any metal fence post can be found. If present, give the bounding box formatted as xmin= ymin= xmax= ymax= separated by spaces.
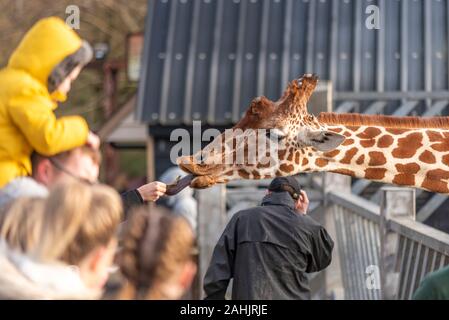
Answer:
xmin=196 ymin=184 xmax=227 ymax=299
xmin=323 ymin=173 xmax=351 ymax=299
xmin=380 ymin=187 xmax=415 ymax=299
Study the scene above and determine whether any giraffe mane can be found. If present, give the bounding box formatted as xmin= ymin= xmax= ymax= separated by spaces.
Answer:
xmin=318 ymin=112 xmax=449 ymax=129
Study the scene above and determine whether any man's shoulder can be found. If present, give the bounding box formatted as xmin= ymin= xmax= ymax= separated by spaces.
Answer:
xmin=0 ymin=177 xmax=48 ymax=208
xmin=229 ymin=205 xmax=269 ymax=224
xmin=232 ymin=204 xmax=303 ymax=226
xmin=232 ymin=206 xmax=262 ymax=219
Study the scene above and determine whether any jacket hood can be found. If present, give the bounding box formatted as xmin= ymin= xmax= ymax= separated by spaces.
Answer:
xmin=0 ymin=177 xmax=49 ymax=209
xmin=7 ymin=17 xmax=82 ymax=88
xmin=0 ymin=240 xmax=100 ymax=300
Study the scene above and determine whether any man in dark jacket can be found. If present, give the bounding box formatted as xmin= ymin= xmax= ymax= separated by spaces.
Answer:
xmin=203 ymin=176 xmax=334 ymax=300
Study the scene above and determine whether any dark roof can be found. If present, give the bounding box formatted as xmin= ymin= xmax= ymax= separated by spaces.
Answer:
xmin=137 ymin=0 xmax=449 ymax=126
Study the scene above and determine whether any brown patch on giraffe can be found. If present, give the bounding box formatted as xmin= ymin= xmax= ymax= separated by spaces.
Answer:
xmin=238 ymin=169 xmax=250 ymax=179
xmin=340 ymin=147 xmax=358 ymax=164
xmin=386 ymin=128 xmax=408 ymax=135
xmin=295 ymin=152 xmax=300 ymax=164
xmin=391 ymin=133 xmax=423 ymax=159
xmin=225 ymin=171 xmax=234 ymax=176
xmin=343 ymin=131 xmax=353 ymax=138
xmin=357 ymin=127 xmax=382 ymax=140
xmin=356 ymin=154 xmax=365 ymax=165
xmin=302 ymin=158 xmax=309 ymax=166
xmin=431 ymin=143 xmax=449 ymax=152
xmin=368 ymin=152 xmax=387 ymax=166
xmin=396 ymin=163 xmax=420 ymax=174
xmin=287 ymin=151 xmax=294 ymax=162
xmin=346 ymin=126 xmax=360 ymax=132
xmin=427 ymin=130 xmax=445 ymax=142
xmin=419 ymin=150 xmax=436 ymax=164
xmin=323 ymin=149 xmax=340 ymax=158
xmin=431 ymin=139 xmax=449 ymax=152
xmin=315 ymin=158 xmax=329 ymax=168
xmin=341 ymin=138 xmax=355 ymax=146
xmin=360 ymin=140 xmax=376 ymax=148
xmin=280 ymin=163 xmax=294 ymax=173
xmin=364 ymin=168 xmax=387 ymax=180
xmin=421 ymin=169 xmax=449 ymax=193
xmin=278 ymin=149 xmax=287 ymax=160
xmin=377 ymin=135 xmax=394 ymax=148
xmin=428 ymin=131 xmax=449 ymax=152
xmin=392 ymin=163 xmax=420 ymax=186
xmin=442 ymin=154 xmax=449 ymax=167
xmin=331 ymin=169 xmax=356 ymax=177
xmin=328 ymin=127 xmax=343 ymax=133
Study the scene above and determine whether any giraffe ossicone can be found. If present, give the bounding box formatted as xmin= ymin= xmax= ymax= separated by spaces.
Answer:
xmin=177 ymin=74 xmax=449 ymax=195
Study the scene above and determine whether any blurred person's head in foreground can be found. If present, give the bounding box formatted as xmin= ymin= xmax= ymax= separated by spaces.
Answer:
xmin=0 ymin=181 xmax=122 ymax=299
xmin=32 ymin=145 xmax=101 ymax=186
xmin=116 ymin=206 xmax=197 ymax=300
xmin=0 ymin=197 xmax=45 ymax=253
xmin=0 ymin=146 xmax=101 ymax=210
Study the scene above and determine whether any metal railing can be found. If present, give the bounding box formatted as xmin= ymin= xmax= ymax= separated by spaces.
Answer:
xmin=390 ymin=217 xmax=449 ymax=299
xmin=326 ymin=188 xmax=449 ymax=300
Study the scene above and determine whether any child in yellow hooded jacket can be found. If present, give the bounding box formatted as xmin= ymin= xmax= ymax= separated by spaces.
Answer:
xmin=0 ymin=17 xmax=99 ymax=187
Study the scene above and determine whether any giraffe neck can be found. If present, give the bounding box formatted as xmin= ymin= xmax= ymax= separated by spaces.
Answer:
xmin=303 ymin=125 xmax=449 ymax=194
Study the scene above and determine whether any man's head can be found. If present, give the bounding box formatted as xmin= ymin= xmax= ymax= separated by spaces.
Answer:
xmin=31 ymin=146 xmax=101 ymax=188
xmin=268 ymin=176 xmax=307 ymax=213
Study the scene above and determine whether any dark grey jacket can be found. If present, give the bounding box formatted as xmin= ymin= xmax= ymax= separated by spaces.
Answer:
xmin=203 ymin=191 xmax=334 ymax=300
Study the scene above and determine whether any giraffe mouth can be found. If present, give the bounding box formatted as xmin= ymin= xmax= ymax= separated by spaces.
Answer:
xmin=177 ymin=155 xmax=224 ymax=176
xmin=176 ymin=155 xmax=223 ymax=189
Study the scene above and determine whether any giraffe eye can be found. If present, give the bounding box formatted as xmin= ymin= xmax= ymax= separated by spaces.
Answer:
xmin=266 ymin=129 xmax=286 ymax=141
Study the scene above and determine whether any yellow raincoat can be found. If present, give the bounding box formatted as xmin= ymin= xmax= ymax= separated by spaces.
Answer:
xmin=0 ymin=17 xmax=89 ymax=187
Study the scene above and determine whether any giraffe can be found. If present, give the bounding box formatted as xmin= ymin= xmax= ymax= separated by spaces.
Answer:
xmin=176 ymin=74 xmax=449 ymax=195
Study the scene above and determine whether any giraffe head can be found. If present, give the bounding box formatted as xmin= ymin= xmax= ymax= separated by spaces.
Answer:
xmin=178 ymin=74 xmax=345 ymax=188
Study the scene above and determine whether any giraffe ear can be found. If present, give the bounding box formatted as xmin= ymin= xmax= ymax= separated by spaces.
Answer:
xmin=302 ymin=129 xmax=346 ymax=152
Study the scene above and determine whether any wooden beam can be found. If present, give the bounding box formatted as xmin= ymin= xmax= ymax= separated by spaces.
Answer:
xmin=146 ymin=135 xmax=155 ymax=183
xmin=97 ymin=94 xmax=137 ymax=140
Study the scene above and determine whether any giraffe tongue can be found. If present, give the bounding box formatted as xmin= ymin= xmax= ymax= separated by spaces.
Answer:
xmin=165 ymin=174 xmax=195 ymax=196
xmin=165 ymin=174 xmax=217 ymax=195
